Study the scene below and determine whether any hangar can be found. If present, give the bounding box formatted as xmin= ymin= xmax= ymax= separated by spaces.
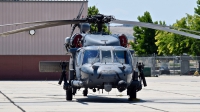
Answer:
xmin=0 ymin=0 xmax=88 ymax=80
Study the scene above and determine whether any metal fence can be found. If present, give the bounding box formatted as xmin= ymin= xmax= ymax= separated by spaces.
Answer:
xmin=133 ymin=55 xmax=200 ymax=76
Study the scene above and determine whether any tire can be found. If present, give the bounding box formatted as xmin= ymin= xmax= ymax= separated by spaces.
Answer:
xmin=83 ymin=89 xmax=88 ymax=96
xmin=66 ymin=87 xmax=73 ymax=101
xmin=128 ymin=86 xmax=137 ymax=100
xmin=159 ymin=71 xmax=162 ymax=75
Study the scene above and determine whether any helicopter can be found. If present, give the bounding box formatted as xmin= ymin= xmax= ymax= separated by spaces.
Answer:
xmin=1 ymin=3 xmax=200 ymax=101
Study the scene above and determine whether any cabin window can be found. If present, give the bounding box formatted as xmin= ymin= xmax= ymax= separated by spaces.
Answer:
xmin=83 ymin=50 xmax=100 ymax=64
xmin=102 ymin=50 xmax=112 ymax=63
xmin=113 ymin=50 xmax=130 ymax=64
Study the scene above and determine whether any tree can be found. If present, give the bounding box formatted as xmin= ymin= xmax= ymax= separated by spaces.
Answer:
xmin=88 ymin=6 xmax=110 ymax=34
xmin=155 ymin=17 xmax=192 ymax=55
xmin=185 ymin=14 xmax=200 ymax=56
xmin=195 ymin=0 xmax=200 ymax=15
xmin=155 ymin=0 xmax=200 ymax=56
xmin=154 ymin=21 xmax=172 ymax=55
xmin=130 ymin=11 xmax=158 ymax=56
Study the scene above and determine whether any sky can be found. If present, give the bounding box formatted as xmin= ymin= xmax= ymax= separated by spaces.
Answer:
xmin=88 ymin=0 xmax=197 ymax=25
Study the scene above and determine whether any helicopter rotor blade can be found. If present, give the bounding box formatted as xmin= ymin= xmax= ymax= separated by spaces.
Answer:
xmin=70 ymin=2 xmax=85 ymax=37
xmin=0 ymin=19 xmax=86 ymax=36
xmin=77 ymin=2 xmax=84 ymax=19
xmin=111 ymin=19 xmax=200 ymax=39
xmin=172 ymin=27 xmax=200 ymax=34
xmin=0 ymin=20 xmax=79 ymax=27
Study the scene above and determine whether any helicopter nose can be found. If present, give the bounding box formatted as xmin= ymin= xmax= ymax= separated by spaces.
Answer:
xmin=97 ymin=65 xmax=124 ymax=81
xmin=98 ymin=70 xmax=118 ymax=80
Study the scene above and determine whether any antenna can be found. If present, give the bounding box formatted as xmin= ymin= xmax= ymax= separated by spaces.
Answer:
xmin=101 ymin=40 xmax=108 ymax=46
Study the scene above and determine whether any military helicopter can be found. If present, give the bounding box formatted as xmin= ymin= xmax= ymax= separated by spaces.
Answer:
xmin=1 ymin=3 xmax=200 ymax=101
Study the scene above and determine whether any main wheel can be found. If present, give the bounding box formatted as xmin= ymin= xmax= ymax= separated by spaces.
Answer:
xmin=159 ymin=71 xmax=162 ymax=75
xmin=83 ymin=89 xmax=88 ymax=96
xmin=66 ymin=87 xmax=73 ymax=101
xmin=129 ymin=86 xmax=137 ymax=100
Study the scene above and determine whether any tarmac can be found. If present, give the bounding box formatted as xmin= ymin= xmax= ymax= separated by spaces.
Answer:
xmin=0 ymin=76 xmax=200 ymax=112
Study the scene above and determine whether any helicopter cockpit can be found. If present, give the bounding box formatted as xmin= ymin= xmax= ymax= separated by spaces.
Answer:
xmin=77 ymin=46 xmax=132 ymax=65
xmin=73 ymin=46 xmax=134 ymax=93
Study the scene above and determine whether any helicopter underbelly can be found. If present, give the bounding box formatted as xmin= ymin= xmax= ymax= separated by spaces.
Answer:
xmin=80 ymin=64 xmax=133 ymax=88
xmin=86 ymin=74 xmax=132 ymax=88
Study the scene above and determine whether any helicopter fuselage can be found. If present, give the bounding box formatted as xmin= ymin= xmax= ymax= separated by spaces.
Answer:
xmin=71 ymin=46 xmax=134 ymax=92
xmin=63 ymin=32 xmax=144 ymax=100
xmin=64 ymin=33 xmax=141 ymax=93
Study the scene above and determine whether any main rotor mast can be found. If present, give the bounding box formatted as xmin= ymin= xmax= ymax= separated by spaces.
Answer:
xmin=86 ymin=14 xmax=115 ymax=32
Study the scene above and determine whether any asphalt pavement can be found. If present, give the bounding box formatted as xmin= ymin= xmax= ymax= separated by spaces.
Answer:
xmin=0 ymin=76 xmax=200 ymax=112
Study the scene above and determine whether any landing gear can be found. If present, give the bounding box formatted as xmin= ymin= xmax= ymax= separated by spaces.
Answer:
xmin=58 ymin=61 xmax=73 ymax=101
xmin=93 ymin=88 xmax=96 ymax=92
xmin=58 ymin=62 xmax=68 ymax=85
xmin=128 ymin=86 xmax=137 ymax=100
xmin=66 ymin=87 xmax=73 ymax=101
xmin=83 ymin=88 xmax=88 ymax=96
xmin=72 ymin=88 xmax=77 ymax=95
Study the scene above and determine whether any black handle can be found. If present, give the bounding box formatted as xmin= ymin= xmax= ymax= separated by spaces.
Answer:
xmin=140 ymin=72 xmax=147 ymax=87
xmin=58 ymin=71 xmax=66 ymax=85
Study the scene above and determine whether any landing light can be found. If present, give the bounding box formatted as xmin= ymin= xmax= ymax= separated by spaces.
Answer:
xmin=29 ymin=30 xmax=35 ymax=35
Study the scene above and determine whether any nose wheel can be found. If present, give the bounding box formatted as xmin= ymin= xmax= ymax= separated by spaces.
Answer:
xmin=83 ymin=89 xmax=88 ymax=96
xmin=66 ymin=87 xmax=73 ymax=101
xmin=93 ymin=88 xmax=96 ymax=92
xmin=128 ymin=86 xmax=137 ymax=100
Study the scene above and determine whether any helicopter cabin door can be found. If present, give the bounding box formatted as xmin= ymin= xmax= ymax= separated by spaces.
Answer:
xmin=75 ymin=50 xmax=82 ymax=80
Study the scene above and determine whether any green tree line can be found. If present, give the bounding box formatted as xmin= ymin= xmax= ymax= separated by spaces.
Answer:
xmin=131 ymin=0 xmax=200 ymax=56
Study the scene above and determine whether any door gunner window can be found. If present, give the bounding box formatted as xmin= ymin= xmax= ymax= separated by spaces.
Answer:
xmin=102 ymin=50 xmax=112 ymax=63
xmin=83 ymin=50 xmax=100 ymax=64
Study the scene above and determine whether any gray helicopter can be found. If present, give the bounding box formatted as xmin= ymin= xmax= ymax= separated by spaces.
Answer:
xmin=59 ymin=14 xmax=146 ymax=101
xmin=1 ymin=4 xmax=200 ymax=101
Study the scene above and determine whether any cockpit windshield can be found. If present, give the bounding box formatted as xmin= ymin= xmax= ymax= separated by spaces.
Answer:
xmin=102 ymin=50 xmax=112 ymax=63
xmin=83 ymin=50 xmax=100 ymax=64
xmin=113 ymin=50 xmax=130 ymax=64
xmin=82 ymin=49 xmax=131 ymax=65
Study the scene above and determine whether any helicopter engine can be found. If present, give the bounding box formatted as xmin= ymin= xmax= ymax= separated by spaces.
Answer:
xmin=71 ymin=34 xmax=83 ymax=48
xmin=119 ymin=34 xmax=128 ymax=48
xmin=65 ymin=33 xmax=83 ymax=51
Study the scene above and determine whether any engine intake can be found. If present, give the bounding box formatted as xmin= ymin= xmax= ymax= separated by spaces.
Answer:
xmin=71 ymin=33 xmax=83 ymax=48
xmin=119 ymin=34 xmax=128 ymax=47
